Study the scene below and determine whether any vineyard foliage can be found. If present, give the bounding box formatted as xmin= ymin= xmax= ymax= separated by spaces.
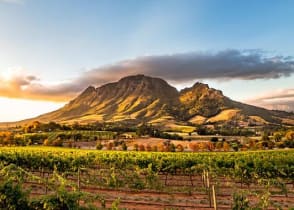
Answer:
xmin=0 ymin=147 xmax=293 ymax=180
xmin=0 ymin=147 xmax=293 ymax=209
xmin=12 ymin=131 xmax=116 ymax=146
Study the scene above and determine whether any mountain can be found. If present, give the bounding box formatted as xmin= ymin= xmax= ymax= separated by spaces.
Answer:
xmin=180 ymin=83 xmax=293 ymax=124
xmin=35 ymin=75 xmax=180 ymax=124
xmin=12 ymin=75 xmax=294 ymax=127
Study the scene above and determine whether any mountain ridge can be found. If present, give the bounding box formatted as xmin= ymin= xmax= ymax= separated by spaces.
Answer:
xmin=4 ymin=74 xmax=294 ymax=127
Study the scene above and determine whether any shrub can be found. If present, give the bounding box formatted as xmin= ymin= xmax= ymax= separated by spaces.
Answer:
xmin=96 ymin=142 xmax=103 ymax=150
xmin=210 ymin=137 xmax=218 ymax=142
xmin=121 ymin=142 xmax=127 ymax=151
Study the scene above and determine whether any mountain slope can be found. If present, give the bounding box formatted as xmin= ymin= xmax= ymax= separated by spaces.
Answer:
xmin=16 ymin=74 xmax=294 ymax=126
xmin=36 ymin=75 xmax=180 ymax=123
xmin=179 ymin=82 xmax=228 ymax=118
xmin=179 ymin=82 xmax=294 ymax=124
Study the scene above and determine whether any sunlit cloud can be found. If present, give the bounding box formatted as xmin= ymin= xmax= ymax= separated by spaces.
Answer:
xmin=0 ymin=50 xmax=294 ymax=103
xmin=0 ymin=67 xmax=76 ymax=101
xmin=246 ymin=89 xmax=294 ymax=112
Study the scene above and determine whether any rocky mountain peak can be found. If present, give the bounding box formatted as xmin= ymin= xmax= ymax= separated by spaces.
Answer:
xmin=25 ymin=75 xmax=293 ymax=126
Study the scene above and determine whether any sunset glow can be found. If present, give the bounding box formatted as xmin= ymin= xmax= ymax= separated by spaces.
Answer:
xmin=0 ymin=97 xmax=64 ymax=122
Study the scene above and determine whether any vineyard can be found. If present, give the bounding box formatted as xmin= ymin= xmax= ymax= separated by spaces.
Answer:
xmin=0 ymin=147 xmax=293 ymax=209
xmin=22 ymin=130 xmax=116 ymax=141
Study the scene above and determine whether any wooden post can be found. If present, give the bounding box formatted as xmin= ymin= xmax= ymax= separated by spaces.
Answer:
xmin=206 ymin=171 xmax=212 ymax=207
xmin=78 ymin=168 xmax=81 ymax=191
xmin=206 ymin=171 xmax=210 ymax=188
xmin=165 ymin=173 xmax=168 ymax=186
xmin=190 ymin=174 xmax=194 ymax=187
xmin=202 ymin=170 xmax=206 ymax=188
xmin=45 ymin=174 xmax=48 ymax=195
xmin=212 ymin=185 xmax=217 ymax=210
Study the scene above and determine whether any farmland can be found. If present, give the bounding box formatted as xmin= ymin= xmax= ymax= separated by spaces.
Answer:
xmin=0 ymin=147 xmax=293 ymax=209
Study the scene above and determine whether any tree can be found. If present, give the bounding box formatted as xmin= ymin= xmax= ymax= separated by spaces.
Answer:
xmin=136 ymin=124 xmax=154 ymax=137
xmin=223 ymin=142 xmax=230 ymax=151
xmin=207 ymin=142 xmax=215 ymax=151
xmin=232 ymin=143 xmax=239 ymax=151
xmin=210 ymin=137 xmax=218 ymax=142
xmin=285 ymin=131 xmax=294 ymax=141
xmin=73 ymin=133 xmax=82 ymax=141
xmin=121 ymin=142 xmax=128 ymax=151
xmin=43 ymin=139 xmax=50 ymax=146
xmin=158 ymin=144 xmax=165 ymax=152
xmin=138 ymin=144 xmax=145 ymax=151
xmin=152 ymin=145 xmax=158 ymax=152
xmin=168 ymin=143 xmax=176 ymax=152
xmin=107 ymin=142 xmax=114 ymax=150
xmin=273 ymin=132 xmax=283 ymax=142
xmin=176 ymin=144 xmax=184 ymax=152
xmin=52 ymin=138 xmax=63 ymax=147
xmin=198 ymin=142 xmax=206 ymax=151
xmin=0 ymin=132 xmax=14 ymax=146
xmin=261 ymin=133 xmax=270 ymax=141
xmin=215 ymin=142 xmax=223 ymax=150
xmin=189 ymin=143 xmax=199 ymax=152
xmin=96 ymin=142 xmax=103 ymax=150
xmin=146 ymin=144 xmax=152 ymax=152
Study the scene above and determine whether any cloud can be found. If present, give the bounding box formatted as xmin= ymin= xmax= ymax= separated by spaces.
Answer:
xmin=0 ymin=49 xmax=294 ymax=103
xmin=82 ymin=49 xmax=294 ymax=83
xmin=246 ymin=89 xmax=294 ymax=112
xmin=0 ymin=67 xmax=77 ymax=101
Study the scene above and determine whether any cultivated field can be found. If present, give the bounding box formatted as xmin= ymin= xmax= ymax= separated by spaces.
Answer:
xmin=0 ymin=147 xmax=293 ymax=209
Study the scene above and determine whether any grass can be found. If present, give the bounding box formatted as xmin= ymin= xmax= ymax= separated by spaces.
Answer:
xmin=207 ymin=109 xmax=240 ymax=123
xmin=188 ymin=115 xmax=207 ymax=124
xmin=249 ymin=115 xmax=268 ymax=124
xmin=165 ymin=124 xmax=196 ymax=133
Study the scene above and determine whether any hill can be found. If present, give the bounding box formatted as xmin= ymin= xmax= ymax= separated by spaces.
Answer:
xmin=4 ymin=74 xmax=294 ymax=127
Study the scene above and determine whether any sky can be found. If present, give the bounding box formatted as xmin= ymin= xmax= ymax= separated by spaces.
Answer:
xmin=0 ymin=0 xmax=294 ymax=122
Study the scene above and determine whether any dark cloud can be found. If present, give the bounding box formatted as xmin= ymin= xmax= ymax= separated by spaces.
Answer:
xmin=0 ymin=49 xmax=294 ymax=102
xmin=81 ymin=49 xmax=294 ymax=84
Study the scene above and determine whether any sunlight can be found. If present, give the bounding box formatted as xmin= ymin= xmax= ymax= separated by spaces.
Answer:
xmin=0 ymin=66 xmax=23 ymax=81
xmin=0 ymin=97 xmax=65 ymax=122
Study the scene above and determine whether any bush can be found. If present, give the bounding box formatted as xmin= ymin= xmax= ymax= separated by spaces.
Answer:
xmin=138 ymin=144 xmax=145 ymax=151
xmin=96 ymin=142 xmax=103 ymax=150
xmin=121 ymin=142 xmax=127 ymax=151
xmin=52 ymin=138 xmax=63 ymax=147
xmin=210 ymin=137 xmax=218 ymax=142
xmin=282 ymin=139 xmax=294 ymax=148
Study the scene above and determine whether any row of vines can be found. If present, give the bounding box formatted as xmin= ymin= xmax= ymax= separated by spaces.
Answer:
xmin=0 ymin=147 xmax=293 ymax=181
xmin=0 ymin=147 xmax=293 ymax=209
